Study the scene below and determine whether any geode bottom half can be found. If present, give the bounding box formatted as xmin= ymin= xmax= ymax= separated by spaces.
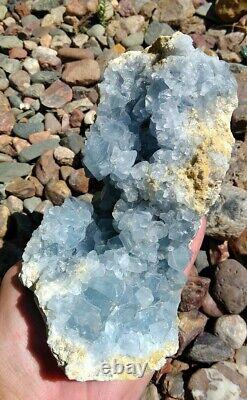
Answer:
xmin=20 ymin=33 xmax=237 ymax=381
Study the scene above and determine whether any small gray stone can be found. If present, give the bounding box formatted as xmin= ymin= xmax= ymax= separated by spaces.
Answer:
xmin=31 ymin=71 xmax=61 ymax=84
xmin=19 ymin=138 xmax=60 ymax=162
xmin=0 ymin=162 xmax=33 ymax=183
xmin=0 ymin=58 xmax=21 ymax=74
xmin=23 ymin=57 xmax=40 ymax=75
xmin=9 ymin=70 xmax=31 ymax=93
xmin=187 ymin=332 xmax=234 ymax=363
xmin=0 ymin=5 xmax=7 ymax=20
xmin=144 ymin=21 xmax=174 ymax=45
xmin=60 ymin=133 xmax=85 ymax=154
xmin=29 ymin=113 xmax=45 ymax=124
xmin=13 ymin=122 xmax=45 ymax=139
xmin=122 ymin=31 xmax=144 ymax=47
xmin=0 ymin=68 xmax=9 ymax=91
xmin=87 ymin=24 xmax=105 ymax=38
xmin=24 ymin=83 xmax=45 ymax=99
xmin=24 ymin=197 xmax=42 ymax=213
xmin=0 ymin=35 xmax=23 ymax=49
xmin=235 ymin=345 xmax=247 ymax=366
xmin=215 ymin=315 xmax=247 ymax=350
xmin=195 ymin=250 xmax=209 ymax=273
xmin=32 ymin=0 xmax=60 ymax=11
xmin=9 ymin=95 xmax=22 ymax=109
xmin=45 ymin=113 xmax=61 ymax=134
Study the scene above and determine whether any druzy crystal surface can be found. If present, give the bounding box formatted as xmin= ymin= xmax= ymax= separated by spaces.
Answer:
xmin=21 ymin=33 xmax=237 ymax=381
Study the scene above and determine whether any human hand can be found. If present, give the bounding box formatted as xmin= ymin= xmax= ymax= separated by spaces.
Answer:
xmin=0 ymin=219 xmax=205 ymax=400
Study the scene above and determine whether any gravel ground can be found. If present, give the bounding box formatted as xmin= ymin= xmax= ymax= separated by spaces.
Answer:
xmin=0 ymin=0 xmax=246 ymax=398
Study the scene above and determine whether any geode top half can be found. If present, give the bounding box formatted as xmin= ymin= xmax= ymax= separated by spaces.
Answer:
xmin=20 ymin=33 xmax=237 ymax=381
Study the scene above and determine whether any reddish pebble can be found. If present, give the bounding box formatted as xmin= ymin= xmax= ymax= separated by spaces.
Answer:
xmin=9 ymin=47 xmax=27 ymax=59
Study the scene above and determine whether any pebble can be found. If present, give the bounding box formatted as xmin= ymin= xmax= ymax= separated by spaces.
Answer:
xmin=32 ymin=46 xmax=61 ymax=69
xmin=0 ymin=69 xmax=9 ymax=91
xmin=62 ymin=59 xmax=100 ymax=85
xmin=57 ymin=47 xmax=94 ymax=61
xmin=235 ymin=345 xmax=247 ymax=366
xmin=87 ymin=24 xmax=105 ymax=38
xmin=0 ymin=35 xmax=23 ymax=49
xmin=64 ymin=98 xmax=93 ymax=113
xmin=65 ymin=0 xmax=87 ymax=17
xmin=23 ymin=57 xmax=40 ymax=75
xmin=53 ymin=146 xmax=75 ymax=166
xmin=0 ymin=205 xmax=10 ymax=238
xmin=180 ymin=276 xmax=210 ymax=312
xmin=84 ymin=109 xmax=96 ymax=125
xmin=0 ymin=58 xmax=21 ymax=74
xmin=178 ymin=310 xmax=208 ymax=355
xmin=0 ymin=5 xmax=7 ymax=20
xmin=29 ymin=113 xmax=45 ymax=124
xmin=188 ymin=361 xmax=247 ymax=400
xmin=18 ymin=138 xmax=60 ymax=162
xmin=35 ymin=199 xmax=53 ymax=214
xmin=45 ymin=113 xmax=61 ymax=134
xmin=72 ymin=33 xmax=89 ymax=47
xmin=153 ymin=0 xmax=195 ymax=23
xmin=28 ymin=176 xmax=44 ymax=197
xmin=201 ymin=292 xmax=224 ymax=318
xmin=215 ymin=315 xmax=247 ymax=350
xmin=213 ymin=259 xmax=247 ymax=314
xmin=24 ymin=83 xmax=45 ymax=99
xmin=163 ymin=372 xmax=184 ymax=400
xmin=186 ymin=332 xmax=234 ymax=363
xmin=40 ymin=80 xmax=73 ymax=108
xmin=45 ymin=179 xmax=71 ymax=205
xmin=61 ymin=133 xmax=84 ymax=154
xmin=23 ymin=196 xmax=42 ymax=213
xmin=0 ymin=162 xmax=33 ymax=183
xmin=31 ymin=71 xmax=61 ymax=84
xmin=51 ymin=33 xmax=72 ymax=49
xmin=12 ymin=137 xmax=31 ymax=154
xmin=215 ymin=0 xmax=246 ymax=22
xmin=32 ymin=0 xmax=61 ymax=12
xmin=122 ymin=31 xmax=144 ymax=48
xmin=9 ymin=70 xmax=31 ymax=93
xmin=6 ymin=177 xmax=35 ymax=200
xmin=144 ymin=21 xmax=174 ymax=45
xmin=140 ymin=384 xmax=160 ymax=400
xmin=68 ymin=168 xmax=89 ymax=193
xmin=207 ymin=184 xmax=247 ymax=239
xmin=13 ymin=122 xmax=44 ymax=139
xmin=21 ymin=15 xmax=40 ymax=32
xmin=70 ymin=109 xmax=84 ymax=127
xmin=9 ymin=48 xmax=27 ymax=60
xmin=0 ymin=93 xmax=15 ymax=135
xmin=29 ymin=131 xmax=52 ymax=144
xmin=35 ymin=150 xmax=59 ymax=185
xmin=6 ymin=195 xmax=23 ymax=213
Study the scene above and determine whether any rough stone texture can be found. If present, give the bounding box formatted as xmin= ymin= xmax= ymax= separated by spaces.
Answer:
xmin=213 ymin=259 xmax=247 ymax=314
xmin=206 ymin=184 xmax=247 ymax=239
xmin=178 ymin=310 xmax=208 ymax=356
xmin=215 ymin=315 xmax=247 ymax=350
xmin=35 ymin=150 xmax=60 ymax=185
xmin=215 ymin=0 xmax=247 ymax=22
xmin=6 ymin=178 xmax=36 ymax=200
xmin=186 ymin=332 xmax=234 ymax=363
xmin=40 ymin=80 xmax=73 ymax=108
xmin=20 ymin=34 xmax=237 ymax=382
xmin=0 ymin=162 xmax=33 ymax=183
xmin=225 ymin=140 xmax=247 ymax=190
xmin=180 ymin=276 xmax=210 ymax=312
xmin=62 ymin=59 xmax=101 ymax=85
xmin=153 ymin=0 xmax=195 ymax=23
xmin=68 ymin=169 xmax=89 ymax=193
xmin=0 ymin=205 xmax=10 ymax=238
xmin=188 ymin=362 xmax=247 ymax=400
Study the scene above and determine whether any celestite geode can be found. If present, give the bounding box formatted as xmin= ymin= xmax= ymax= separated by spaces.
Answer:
xmin=20 ymin=33 xmax=237 ymax=381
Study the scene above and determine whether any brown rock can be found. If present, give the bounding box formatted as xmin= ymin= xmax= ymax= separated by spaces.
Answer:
xmin=201 ymin=292 xmax=224 ymax=317
xmin=45 ymin=180 xmax=71 ymax=205
xmin=177 ymin=310 xmax=208 ymax=355
xmin=229 ymin=228 xmax=247 ymax=258
xmin=28 ymin=176 xmax=44 ymax=197
xmin=6 ymin=177 xmax=35 ymax=200
xmin=215 ymin=0 xmax=247 ymax=22
xmin=53 ymin=146 xmax=75 ymax=166
xmin=180 ymin=16 xmax=206 ymax=34
xmin=58 ymin=47 xmax=94 ymax=60
xmin=6 ymin=195 xmax=23 ymax=214
xmin=0 ymin=135 xmax=16 ymax=157
xmin=62 ymin=59 xmax=100 ymax=86
xmin=70 ymin=109 xmax=84 ymax=127
xmin=213 ymin=259 xmax=247 ymax=314
xmin=153 ymin=0 xmax=195 ymax=23
xmin=35 ymin=150 xmax=60 ymax=185
xmin=218 ymin=31 xmax=247 ymax=54
xmin=29 ymin=131 xmax=52 ymax=144
xmin=66 ymin=0 xmax=87 ymax=16
xmin=45 ymin=113 xmax=62 ymax=134
xmin=68 ymin=168 xmax=89 ymax=193
xmin=180 ymin=276 xmax=210 ymax=312
xmin=9 ymin=70 xmax=31 ymax=93
xmin=225 ymin=140 xmax=247 ymax=190
xmin=217 ymin=49 xmax=242 ymax=63
xmin=40 ymin=80 xmax=73 ymax=109
xmin=60 ymin=165 xmax=74 ymax=181
xmin=12 ymin=137 xmax=30 ymax=154
xmin=9 ymin=47 xmax=28 ymax=59
xmin=0 ymin=93 xmax=15 ymax=135
xmin=0 ymin=205 xmax=10 ymax=238
xmin=14 ymin=1 xmax=30 ymax=17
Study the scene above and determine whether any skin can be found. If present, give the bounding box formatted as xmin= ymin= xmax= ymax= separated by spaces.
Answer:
xmin=0 ymin=219 xmax=206 ymax=400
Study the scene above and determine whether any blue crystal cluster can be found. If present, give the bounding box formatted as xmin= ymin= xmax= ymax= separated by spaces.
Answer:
xmin=21 ymin=33 xmax=236 ymax=378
